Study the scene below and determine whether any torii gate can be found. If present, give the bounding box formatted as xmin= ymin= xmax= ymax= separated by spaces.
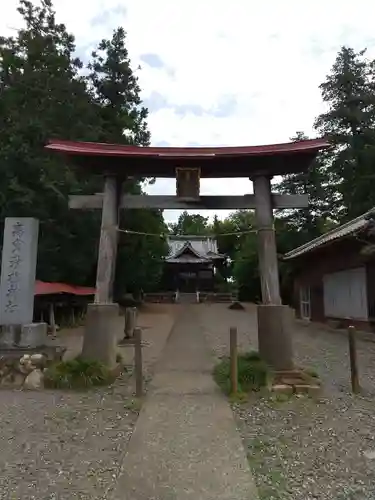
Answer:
xmin=46 ymin=138 xmax=329 ymax=369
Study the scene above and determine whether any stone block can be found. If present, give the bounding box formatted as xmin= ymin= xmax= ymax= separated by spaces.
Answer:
xmin=0 ymin=218 xmax=39 ymax=326
xmin=257 ymin=304 xmax=294 ymax=370
xmin=272 ymin=384 xmax=293 ymax=395
xmin=24 ymin=369 xmax=44 ymax=390
xmin=18 ymin=323 xmax=47 ymax=348
xmin=81 ymin=303 xmax=119 ymax=368
xmin=0 ymin=326 xmax=16 ymax=347
xmin=294 ymin=384 xmax=321 ymax=396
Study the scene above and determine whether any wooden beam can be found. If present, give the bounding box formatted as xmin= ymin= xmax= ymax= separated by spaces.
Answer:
xmin=69 ymin=193 xmax=308 ymax=210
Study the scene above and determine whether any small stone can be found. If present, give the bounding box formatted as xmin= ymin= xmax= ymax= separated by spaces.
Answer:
xmin=272 ymin=384 xmax=293 ymax=395
xmin=363 ymin=450 xmax=375 ymax=460
xmin=19 ymin=354 xmax=31 ymax=365
xmin=30 ymin=353 xmax=46 ymax=368
xmin=23 ymin=369 xmax=44 ymax=390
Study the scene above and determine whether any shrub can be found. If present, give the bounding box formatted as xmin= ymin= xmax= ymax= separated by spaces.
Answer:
xmin=44 ymin=357 xmax=113 ymax=389
xmin=213 ymin=351 xmax=270 ymax=394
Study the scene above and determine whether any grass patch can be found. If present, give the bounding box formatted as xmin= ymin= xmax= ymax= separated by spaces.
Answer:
xmin=44 ymin=357 xmax=114 ymax=389
xmin=124 ymin=398 xmax=143 ymax=413
xmin=213 ymin=350 xmax=271 ymax=395
xmin=304 ymin=367 xmax=319 ymax=379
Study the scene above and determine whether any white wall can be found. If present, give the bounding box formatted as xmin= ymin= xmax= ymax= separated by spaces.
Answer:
xmin=323 ymin=267 xmax=368 ymax=320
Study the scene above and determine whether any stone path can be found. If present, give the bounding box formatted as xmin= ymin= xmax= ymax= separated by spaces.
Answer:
xmin=110 ymin=305 xmax=258 ymax=500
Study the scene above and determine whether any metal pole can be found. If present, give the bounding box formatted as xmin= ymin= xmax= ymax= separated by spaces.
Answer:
xmin=134 ymin=327 xmax=143 ymax=397
xmin=348 ymin=325 xmax=360 ymax=394
xmin=230 ymin=326 xmax=238 ymax=394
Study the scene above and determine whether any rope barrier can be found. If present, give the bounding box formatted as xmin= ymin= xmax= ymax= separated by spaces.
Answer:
xmin=115 ymin=227 xmax=259 ymax=237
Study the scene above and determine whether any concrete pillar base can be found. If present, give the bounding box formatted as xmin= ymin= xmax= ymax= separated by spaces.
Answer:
xmin=81 ymin=303 xmax=119 ymax=368
xmin=257 ymin=304 xmax=294 ymax=370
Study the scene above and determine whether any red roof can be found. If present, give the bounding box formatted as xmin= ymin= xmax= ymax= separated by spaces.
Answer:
xmin=45 ymin=138 xmax=330 ymax=178
xmin=35 ymin=281 xmax=95 ymax=296
xmin=46 ymin=138 xmax=328 ymax=158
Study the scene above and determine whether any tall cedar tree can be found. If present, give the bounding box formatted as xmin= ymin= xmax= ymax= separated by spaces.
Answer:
xmin=275 ymin=132 xmax=335 ymax=243
xmin=0 ymin=2 xmax=167 ymax=293
xmin=315 ymin=46 xmax=375 ymax=220
xmin=88 ymin=29 xmax=168 ymax=296
xmin=0 ymin=0 xmax=101 ymax=284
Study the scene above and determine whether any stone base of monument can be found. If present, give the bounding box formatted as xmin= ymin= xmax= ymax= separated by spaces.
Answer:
xmin=81 ymin=303 xmax=119 ymax=368
xmin=0 ymin=323 xmax=66 ymax=389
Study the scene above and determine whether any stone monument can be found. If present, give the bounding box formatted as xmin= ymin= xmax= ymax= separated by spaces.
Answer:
xmin=0 ymin=217 xmax=47 ymax=347
xmin=0 ymin=218 xmax=39 ymax=326
xmin=0 ymin=218 xmax=65 ymax=389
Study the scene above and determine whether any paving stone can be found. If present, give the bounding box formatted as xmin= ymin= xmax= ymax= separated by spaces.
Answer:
xmin=111 ymin=306 xmax=258 ymax=500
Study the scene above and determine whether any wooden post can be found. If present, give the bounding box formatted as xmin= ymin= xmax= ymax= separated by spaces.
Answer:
xmin=348 ymin=325 xmax=360 ymax=393
xmin=230 ymin=326 xmax=238 ymax=394
xmin=134 ymin=327 xmax=143 ymax=397
xmin=124 ymin=307 xmax=137 ymax=338
xmin=95 ymin=175 xmax=120 ymax=304
xmin=252 ymin=175 xmax=281 ymax=305
xmin=49 ymin=302 xmax=56 ymax=336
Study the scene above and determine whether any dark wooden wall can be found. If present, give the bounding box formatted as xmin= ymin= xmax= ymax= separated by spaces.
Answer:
xmin=291 ymin=238 xmax=375 ymax=323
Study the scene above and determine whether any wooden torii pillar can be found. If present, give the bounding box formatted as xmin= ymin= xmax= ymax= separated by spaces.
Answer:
xmin=252 ymin=175 xmax=293 ymax=369
xmin=80 ymin=173 xmax=121 ymax=367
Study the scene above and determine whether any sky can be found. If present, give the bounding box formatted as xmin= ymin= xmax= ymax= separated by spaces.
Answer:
xmin=3 ymin=0 xmax=375 ymax=223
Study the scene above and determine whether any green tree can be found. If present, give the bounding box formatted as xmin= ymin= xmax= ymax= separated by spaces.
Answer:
xmin=232 ymin=232 xmax=260 ymax=302
xmin=88 ymin=27 xmax=150 ymax=146
xmin=0 ymin=0 xmax=101 ymax=284
xmin=0 ymin=0 xmax=167 ymax=294
xmin=275 ymin=131 xmax=335 ymax=241
xmin=169 ymin=211 xmax=209 ymax=235
xmin=115 ymin=209 xmax=168 ymax=296
xmin=88 ymin=28 xmax=167 ymax=294
xmin=315 ymin=46 xmax=375 ymax=220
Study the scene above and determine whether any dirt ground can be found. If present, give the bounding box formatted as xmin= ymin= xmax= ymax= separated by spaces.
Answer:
xmin=0 ymin=304 xmax=176 ymax=500
xmin=198 ymin=303 xmax=375 ymax=500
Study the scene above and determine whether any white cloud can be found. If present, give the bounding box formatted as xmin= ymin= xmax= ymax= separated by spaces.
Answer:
xmin=3 ymin=0 xmax=375 ymax=222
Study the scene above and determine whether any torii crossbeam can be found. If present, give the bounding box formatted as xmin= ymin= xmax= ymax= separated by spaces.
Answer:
xmin=46 ymin=138 xmax=329 ymax=370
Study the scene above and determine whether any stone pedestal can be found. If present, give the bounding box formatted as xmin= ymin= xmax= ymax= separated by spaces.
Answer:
xmin=81 ymin=303 xmax=119 ymax=368
xmin=257 ymin=305 xmax=294 ymax=370
xmin=18 ymin=323 xmax=47 ymax=348
xmin=0 ymin=326 xmax=17 ymax=347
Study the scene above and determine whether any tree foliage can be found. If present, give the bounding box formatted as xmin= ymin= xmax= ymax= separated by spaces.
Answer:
xmin=315 ymin=46 xmax=375 ymax=220
xmin=169 ymin=211 xmax=209 ymax=235
xmin=0 ymin=0 xmax=167 ymax=293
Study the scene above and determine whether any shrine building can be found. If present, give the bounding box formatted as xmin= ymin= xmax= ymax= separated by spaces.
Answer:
xmin=162 ymin=235 xmax=226 ymax=293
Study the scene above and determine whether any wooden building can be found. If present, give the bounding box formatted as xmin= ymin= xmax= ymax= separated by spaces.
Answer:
xmin=285 ymin=209 xmax=375 ymax=330
xmin=161 ymin=236 xmax=225 ymax=292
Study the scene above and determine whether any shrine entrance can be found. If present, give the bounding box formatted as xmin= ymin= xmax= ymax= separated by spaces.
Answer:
xmin=46 ymin=138 xmax=328 ymax=370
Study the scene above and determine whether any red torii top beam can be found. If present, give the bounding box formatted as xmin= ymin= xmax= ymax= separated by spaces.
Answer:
xmin=45 ymin=138 xmax=329 ymax=178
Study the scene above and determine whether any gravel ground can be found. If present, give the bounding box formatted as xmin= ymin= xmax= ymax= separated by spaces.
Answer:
xmin=0 ymin=304 xmax=176 ymax=500
xmin=199 ymin=303 xmax=375 ymax=500
xmin=0 ymin=377 xmax=138 ymax=500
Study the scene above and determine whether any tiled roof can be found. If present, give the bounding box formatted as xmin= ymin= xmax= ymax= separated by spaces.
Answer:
xmin=284 ymin=208 xmax=375 ymax=260
xmin=166 ymin=236 xmax=225 ymax=263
